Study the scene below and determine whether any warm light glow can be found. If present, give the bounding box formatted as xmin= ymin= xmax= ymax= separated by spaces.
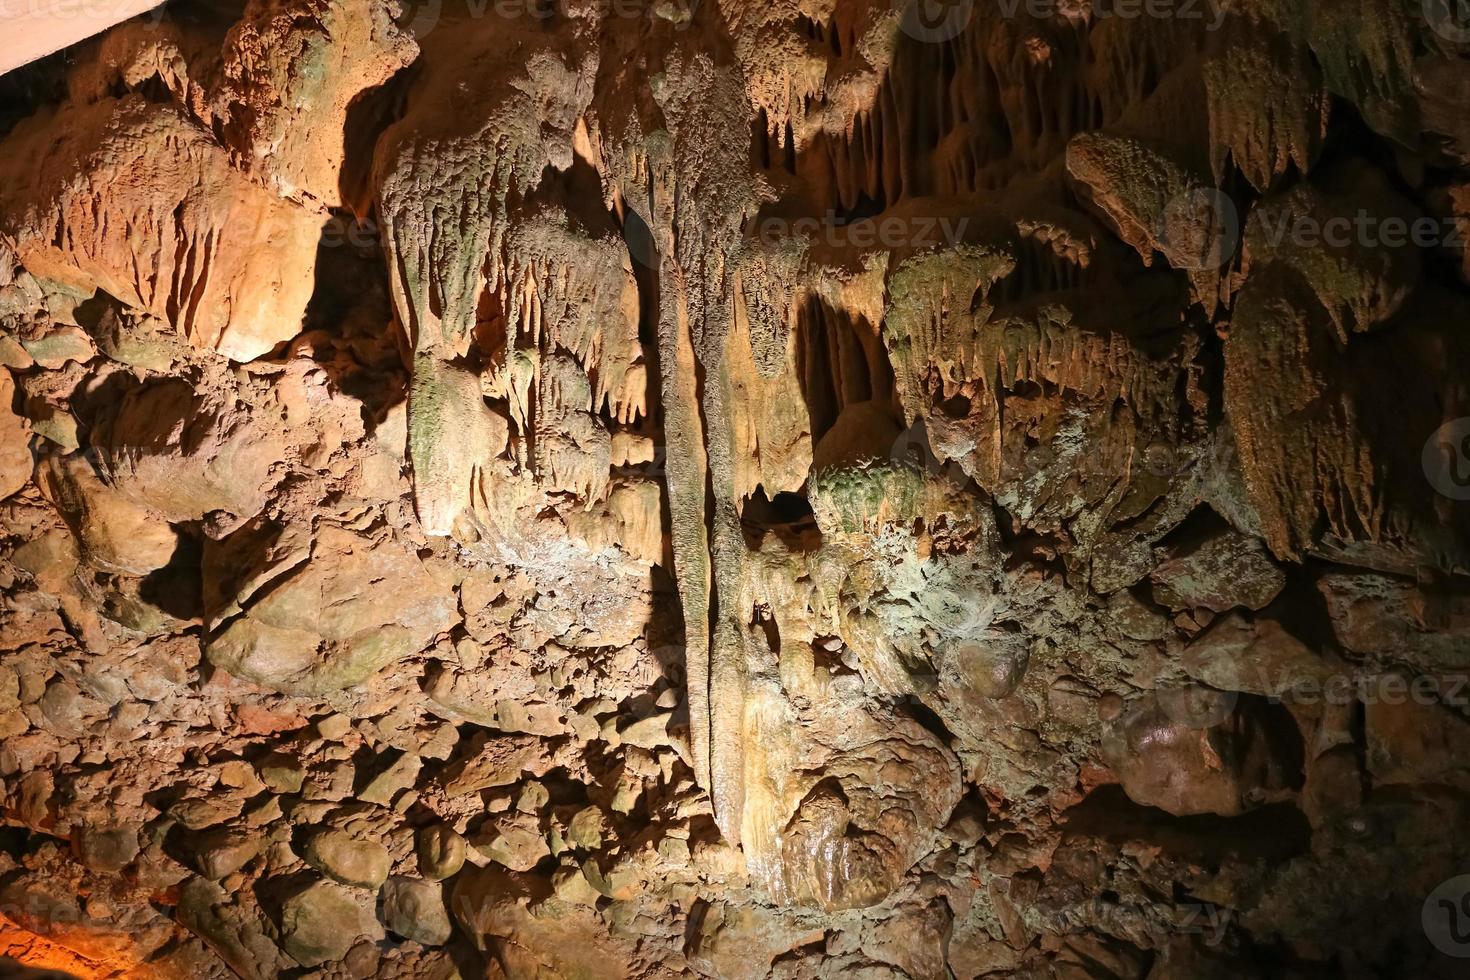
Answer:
xmin=1 ymin=915 xmax=102 ymax=979
xmin=0 ymin=0 xmax=168 ymax=76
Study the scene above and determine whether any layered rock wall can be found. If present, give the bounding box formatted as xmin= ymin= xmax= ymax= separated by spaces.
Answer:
xmin=0 ymin=0 xmax=1469 ymax=977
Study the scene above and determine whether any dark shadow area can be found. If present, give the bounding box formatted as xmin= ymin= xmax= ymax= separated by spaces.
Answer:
xmin=740 ymin=485 xmax=821 ymax=552
xmin=137 ymin=528 xmax=204 ymax=620
xmin=1061 ymin=785 xmax=1311 ymax=866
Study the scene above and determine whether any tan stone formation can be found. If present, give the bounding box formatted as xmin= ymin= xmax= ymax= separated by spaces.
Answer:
xmin=213 ymin=0 xmax=419 ymax=207
xmin=0 ymin=0 xmax=1468 ymax=978
xmin=0 ymin=97 xmax=320 ymax=362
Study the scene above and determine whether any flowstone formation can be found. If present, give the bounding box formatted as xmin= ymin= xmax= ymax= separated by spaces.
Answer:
xmin=0 ymin=0 xmax=1469 ymax=976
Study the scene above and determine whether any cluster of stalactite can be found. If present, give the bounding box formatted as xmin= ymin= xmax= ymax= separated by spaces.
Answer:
xmin=0 ymin=0 xmax=1467 ymax=976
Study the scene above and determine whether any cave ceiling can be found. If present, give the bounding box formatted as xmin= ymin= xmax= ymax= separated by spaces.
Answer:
xmin=0 ymin=0 xmax=1469 ymax=977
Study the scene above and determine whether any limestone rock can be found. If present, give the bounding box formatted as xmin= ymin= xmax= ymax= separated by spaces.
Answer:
xmin=1150 ymin=530 xmax=1287 ymax=613
xmin=1100 ymin=691 xmax=1302 ymax=817
xmin=0 ymin=4 xmax=1467 ymax=978
xmin=302 ymin=831 xmax=391 ymax=890
xmin=2 ymin=1 xmax=166 ymax=77
xmin=470 ymin=814 xmax=550 ymax=873
xmin=178 ymin=878 xmax=292 ymax=980
xmin=71 ymin=824 xmax=140 ymax=874
xmin=21 ymin=327 xmax=95 ymax=369
xmin=189 ymin=827 xmax=264 ymax=881
xmin=206 ymin=524 xmax=458 ymax=694
xmin=40 ymin=455 xmax=176 ymax=575
xmin=0 ymin=98 xmax=320 ymax=361
xmin=1318 ymin=572 xmax=1470 ymax=670
xmin=256 ymin=753 xmax=305 ymax=794
xmin=415 ymin=824 xmax=467 ymax=882
xmin=1364 ymin=680 xmax=1470 ymax=788
xmin=360 ymin=751 xmax=421 ymax=807
xmin=1182 ymin=613 xmax=1335 ymax=697
xmin=452 ymin=865 xmax=634 ymax=980
xmin=407 ymin=353 xmax=509 ymax=536
xmin=690 ymin=902 xmax=824 ymax=980
xmin=277 ymin=880 xmax=383 ymax=967
xmin=380 ymin=876 xmax=453 ymax=946
xmin=0 ymin=370 xmax=33 ymax=500
xmin=214 ymin=0 xmax=417 ymax=207
xmin=90 ymin=378 xmax=279 ymax=523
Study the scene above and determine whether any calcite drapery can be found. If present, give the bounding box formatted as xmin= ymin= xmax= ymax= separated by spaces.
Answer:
xmin=0 ymin=0 xmax=1469 ymax=977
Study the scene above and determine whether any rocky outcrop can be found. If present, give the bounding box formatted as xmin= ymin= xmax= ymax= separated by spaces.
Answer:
xmin=205 ymin=522 xmax=458 ymax=694
xmin=0 ymin=98 xmax=320 ymax=362
xmin=0 ymin=0 xmax=1466 ymax=977
xmin=213 ymin=0 xmax=417 ymax=207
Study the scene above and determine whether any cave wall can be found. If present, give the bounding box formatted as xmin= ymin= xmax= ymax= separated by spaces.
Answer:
xmin=1 ymin=0 xmax=1470 ymax=977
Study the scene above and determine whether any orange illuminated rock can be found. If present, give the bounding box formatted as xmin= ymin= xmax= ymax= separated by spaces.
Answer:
xmin=214 ymin=0 xmax=417 ymax=207
xmin=205 ymin=523 xmax=458 ymax=694
xmin=0 ymin=97 xmax=320 ymax=362
xmin=0 ymin=370 xmax=31 ymax=501
xmin=0 ymin=2 xmax=1467 ymax=978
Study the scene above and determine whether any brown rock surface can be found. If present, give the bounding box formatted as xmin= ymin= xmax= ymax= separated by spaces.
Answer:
xmin=206 ymin=523 xmax=458 ymax=693
xmin=0 ymin=98 xmax=320 ymax=362
xmin=0 ymin=1 xmax=1466 ymax=977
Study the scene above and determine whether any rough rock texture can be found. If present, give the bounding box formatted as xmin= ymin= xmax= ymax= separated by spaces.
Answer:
xmin=0 ymin=0 xmax=1469 ymax=978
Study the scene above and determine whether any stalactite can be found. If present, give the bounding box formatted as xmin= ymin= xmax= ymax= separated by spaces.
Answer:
xmin=0 ymin=1 xmax=1467 ymax=975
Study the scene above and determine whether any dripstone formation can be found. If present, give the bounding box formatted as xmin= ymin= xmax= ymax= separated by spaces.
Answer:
xmin=1 ymin=0 xmax=1469 ymax=976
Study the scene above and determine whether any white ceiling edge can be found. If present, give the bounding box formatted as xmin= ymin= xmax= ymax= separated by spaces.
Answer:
xmin=1 ymin=0 xmax=169 ymax=77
